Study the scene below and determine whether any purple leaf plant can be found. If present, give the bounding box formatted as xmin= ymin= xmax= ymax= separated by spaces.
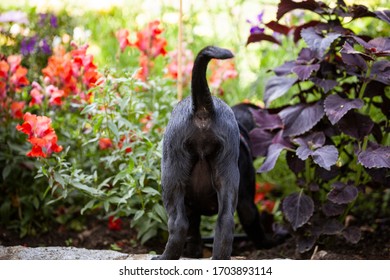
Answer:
xmin=246 ymin=0 xmax=390 ymax=253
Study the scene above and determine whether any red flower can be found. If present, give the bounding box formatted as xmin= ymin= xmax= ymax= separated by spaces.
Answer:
xmin=16 ymin=112 xmax=63 ymax=158
xmin=108 ymin=216 xmax=122 ymax=231
xmin=117 ymin=20 xmax=167 ymax=81
xmin=134 ymin=20 xmax=167 ymax=58
xmin=10 ymin=101 xmax=25 ymax=119
xmin=254 ymin=191 xmax=265 ymax=205
xmin=0 ymin=60 xmax=10 ymax=99
xmin=254 ymin=182 xmax=276 ymax=213
xmin=135 ymin=54 xmax=150 ymax=81
xmin=262 ymin=200 xmax=275 ymax=213
xmin=99 ymin=138 xmax=113 ymax=150
xmin=118 ymin=135 xmax=133 ymax=154
xmin=0 ymin=55 xmax=29 ymax=99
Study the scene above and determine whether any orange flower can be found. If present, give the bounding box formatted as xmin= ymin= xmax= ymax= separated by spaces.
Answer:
xmin=140 ymin=113 xmax=153 ymax=133
xmin=42 ymin=43 xmax=101 ymax=101
xmin=16 ymin=112 xmax=63 ymax=158
xmin=99 ymin=138 xmax=113 ymax=150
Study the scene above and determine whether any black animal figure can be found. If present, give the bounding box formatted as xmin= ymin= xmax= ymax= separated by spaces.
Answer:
xmin=231 ymin=103 xmax=282 ymax=250
xmin=155 ymin=46 xmax=240 ymax=260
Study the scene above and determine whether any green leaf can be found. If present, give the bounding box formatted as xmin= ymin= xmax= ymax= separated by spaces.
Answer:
xmin=133 ymin=209 xmax=145 ymax=222
xmin=71 ymin=181 xmax=103 ymax=197
xmin=93 ymin=115 xmax=104 ymax=132
xmin=81 ymin=200 xmax=96 ymax=215
xmin=141 ymin=187 xmax=160 ymax=196
xmin=53 ymin=171 xmax=66 ymax=187
xmin=139 ymin=173 xmax=146 ymax=187
xmin=103 ymin=200 xmax=109 ymax=212
xmin=81 ymin=103 xmax=97 ymax=115
xmin=113 ymin=170 xmax=128 ymax=185
xmin=2 ymin=165 xmax=11 ymax=180
xmin=140 ymin=227 xmax=157 ymax=244
xmin=108 ymin=121 xmax=119 ymax=140
xmin=153 ymin=204 xmax=167 ymax=223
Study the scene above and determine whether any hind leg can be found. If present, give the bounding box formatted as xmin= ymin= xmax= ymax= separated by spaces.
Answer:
xmin=236 ymin=152 xmax=272 ymax=248
xmin=212 ymin=162 xmax=239 ymax=260
xmin=183 ymin=212 xmax=203 ymax=258
xmin=156 ymin=182 xmax=188 ymax=260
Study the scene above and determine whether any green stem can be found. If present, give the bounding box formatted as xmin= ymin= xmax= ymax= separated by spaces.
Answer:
xmin=305 ymin=158 xmax=311 ymax=188
xmin=355 ymin=136 xmax=369 ymax=186
xmin=358 ymin=61 xmax=373 ymax=100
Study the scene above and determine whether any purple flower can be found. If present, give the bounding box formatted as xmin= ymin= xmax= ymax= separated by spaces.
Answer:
xmin=38 ymin=13 xmax=48 ymax=26
xmin=247 ymin=11 xmax=265 ymax=34
xmin=250 ymin=26 xmax=265 ymax=34
xmin=50 ymin=15 xmax=58 ymax=28
xmin=40 ymin=39 xmax=52 ymax=55
xmin=21 ymin=36 xmax=37 ymax=55
xmin=38 ymin=13 xmax=58 ymax=28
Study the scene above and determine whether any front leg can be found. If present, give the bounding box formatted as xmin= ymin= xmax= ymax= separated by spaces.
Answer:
xmin=212 ymin=163 xmax=239 ymax=260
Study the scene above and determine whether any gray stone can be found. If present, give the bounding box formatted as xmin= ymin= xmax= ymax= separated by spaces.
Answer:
xmin=0 ymin=246 xmax=156 ymax=260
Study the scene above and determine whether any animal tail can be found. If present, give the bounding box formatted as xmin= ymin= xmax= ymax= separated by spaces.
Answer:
xmin=191 ymin=46 xmax=234 ymax=114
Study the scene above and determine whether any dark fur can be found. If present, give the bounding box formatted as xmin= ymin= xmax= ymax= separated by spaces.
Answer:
xmin=232 ymin=103 xmax=280 ymax=249
xmin=155 ymin=46 xmax=240 ymax=260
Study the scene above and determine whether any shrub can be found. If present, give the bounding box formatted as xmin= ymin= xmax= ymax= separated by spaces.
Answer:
xmin=247 ymin=0 xmax=390 ymax=253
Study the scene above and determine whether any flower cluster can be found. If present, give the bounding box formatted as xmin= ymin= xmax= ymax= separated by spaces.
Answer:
xmin=0 ymin=55 xmax=29 ymax=99
xmin=165 ymin=47 xmax=194 ymax=87
xmin=16 ymin=112 xmax=63 ymax=158
xmin=0 ymin=55 xmax=29 ymax=119
xmin=254 ymin=182 xmax=275 ymax=213
xmin=99 ymin=133 xmax=137 ymax=154
xmin=21 ymin=12 xmax=58 ymax=56
xmin=40 ymin=43 xmax=101 ymax=103
xmin=247 ymin=11 xmax=265 ymax=34
xmin=116 ymin=20 xmax=167 ymax=81
xmin=209 ymin=59 xmax=238 ymax=96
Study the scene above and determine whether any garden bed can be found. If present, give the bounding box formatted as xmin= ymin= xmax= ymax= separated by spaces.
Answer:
xmin=1 ymin=215 xmax=389 ymax=259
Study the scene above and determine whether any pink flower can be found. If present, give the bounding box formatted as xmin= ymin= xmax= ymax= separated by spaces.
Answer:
xmin=29 ymin=81 xmax=44 ymax=106
xmin=115 ymin=29 xmax=131 ymax=52
xmin=46 ymin=84 xmax=65 ymax=106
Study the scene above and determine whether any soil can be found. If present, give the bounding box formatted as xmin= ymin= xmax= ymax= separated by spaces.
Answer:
xmin=1 ymin=216 xmax=389 ymax=260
